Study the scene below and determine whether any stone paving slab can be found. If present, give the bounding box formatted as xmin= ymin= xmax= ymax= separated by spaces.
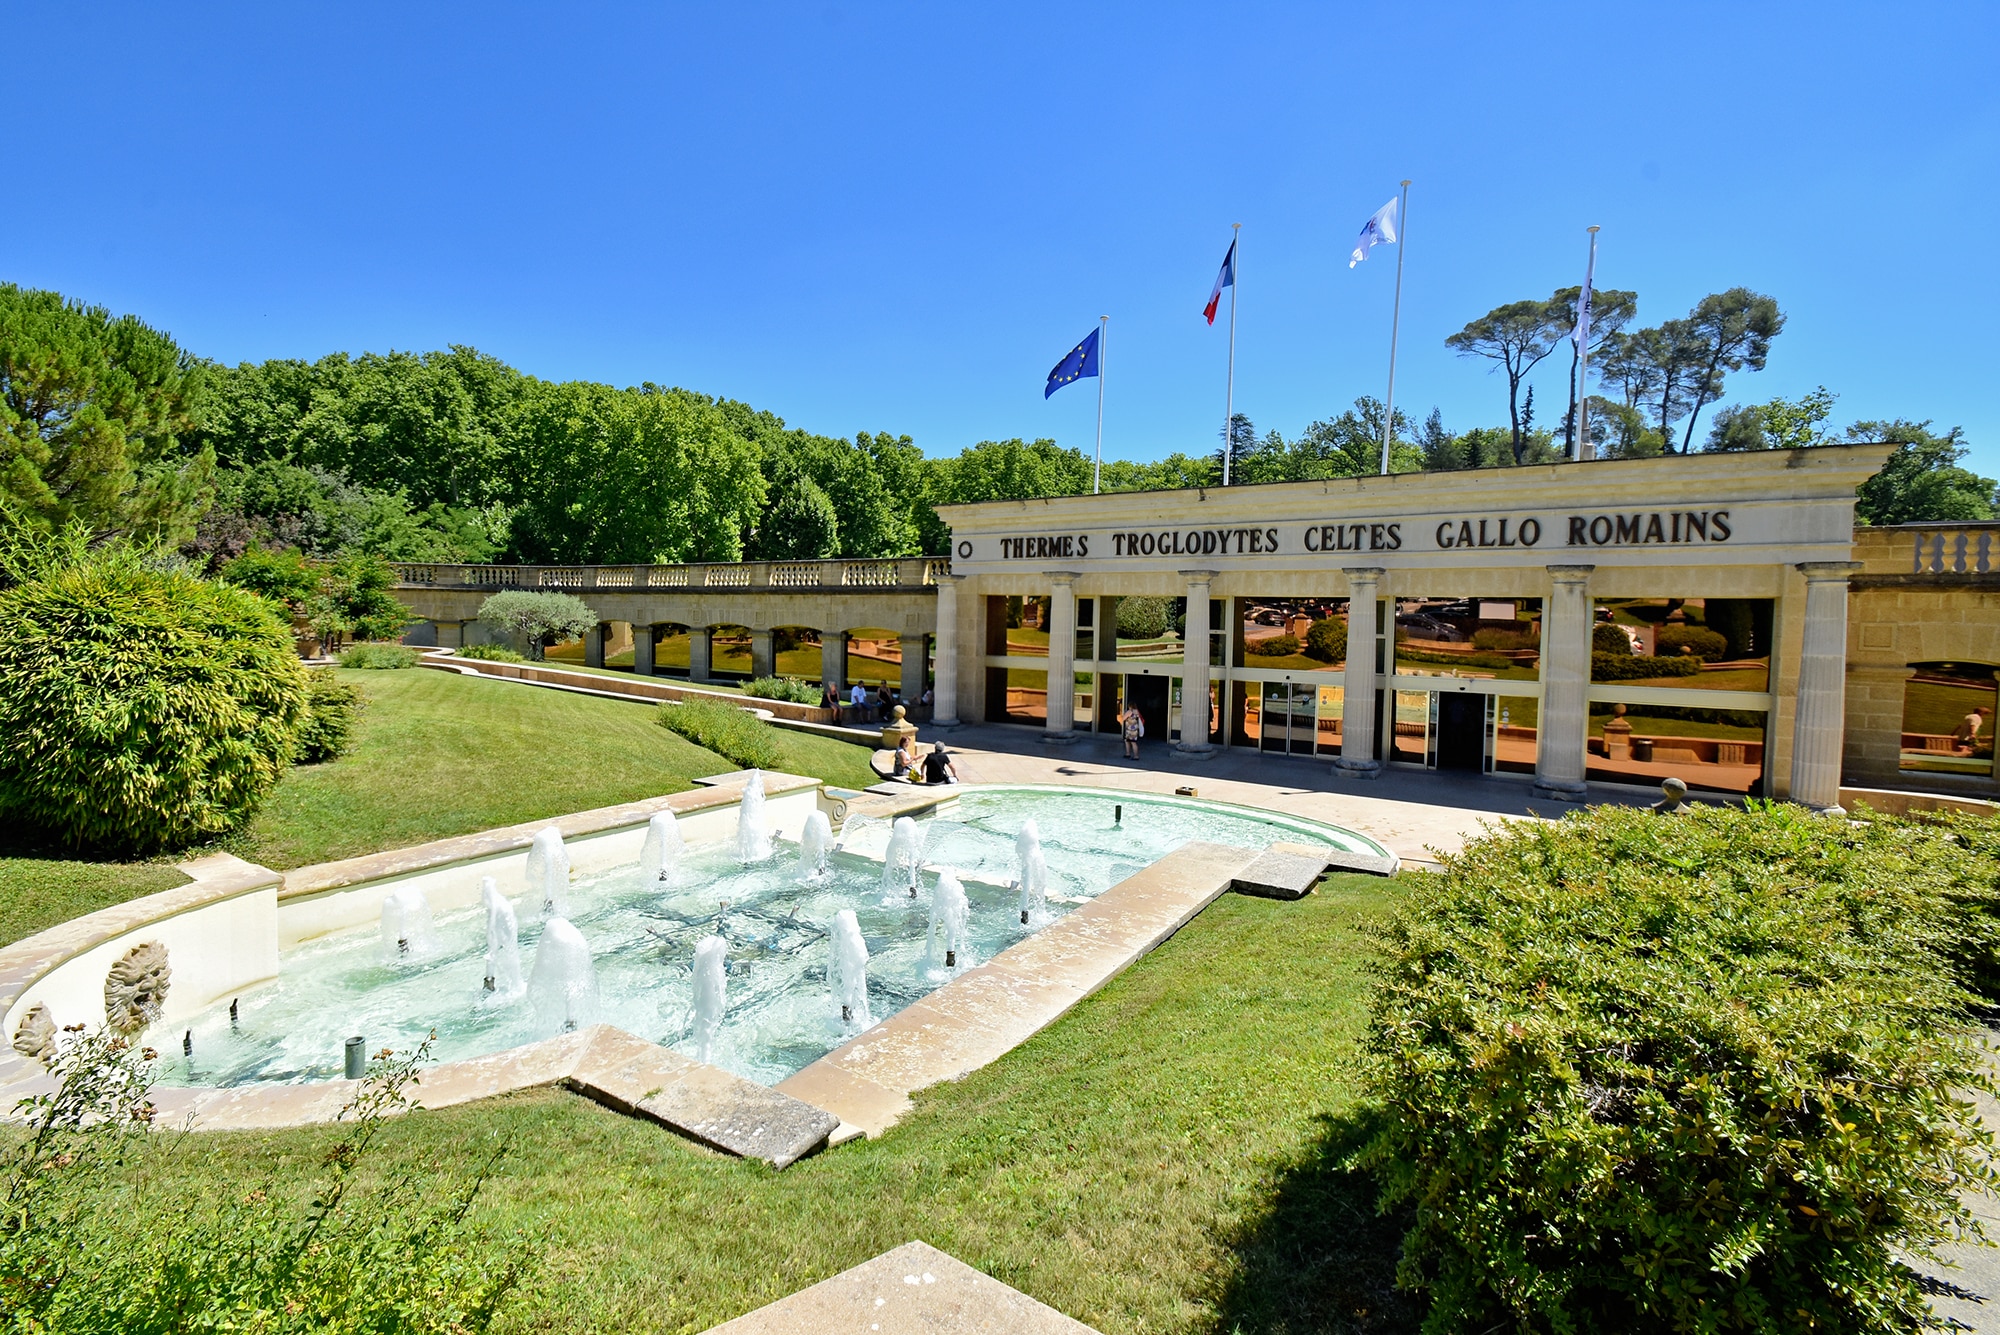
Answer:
xmin=701 ymin=1239 xmax=1100 ymax=1334
xmin=567 ymin=1026 xmax=837 ymax=1168
xmin=1231 ymin=848 xmax=1325 ymax=899
xmin=775 ymin=841 xmax=1257 ymax=1138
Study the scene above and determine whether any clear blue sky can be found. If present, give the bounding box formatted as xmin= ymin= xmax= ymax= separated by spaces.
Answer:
xmin=7 ymin=2 xmax=1996 ymax=476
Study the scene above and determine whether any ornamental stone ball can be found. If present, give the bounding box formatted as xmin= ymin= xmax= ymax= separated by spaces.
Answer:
xmin=105 ymin=941 xmax=172 ymax=1034
xmin=1651 ymin=776 xmax=1692 ymax=816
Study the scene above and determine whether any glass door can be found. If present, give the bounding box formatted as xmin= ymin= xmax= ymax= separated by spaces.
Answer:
xmin=1260 ymin=682 xmax=1318 ymax=753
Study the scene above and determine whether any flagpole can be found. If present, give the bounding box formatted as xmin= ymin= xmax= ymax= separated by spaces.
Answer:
xmin=1379 ymin=179 xmax=1411 ymax=476
xmin=1094 ymin=315 xmax=1107 ymax=494
xmin=1224 ymin=223 xmax=1240 ymax=486
xmin=1577 ymin=225 xmax=1599 ymax=462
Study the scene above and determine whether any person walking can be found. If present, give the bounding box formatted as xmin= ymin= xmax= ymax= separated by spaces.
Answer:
xmin=1120 ymin=702 xmax=1145 ymax=759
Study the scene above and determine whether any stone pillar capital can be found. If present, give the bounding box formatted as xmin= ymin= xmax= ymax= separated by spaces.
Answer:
xmin=1044 ymin=570 xmax=1080 ymax=587
xmin=1797 ymin=560 xmax=1863 ymax=581
xmin=1177 ymin=568 xmax=1218 ymax=584
xmin=1343 ymin=566 xmax=1385 ymax=584
xmin=1545 ymin=563 xmax=1596 ymax=584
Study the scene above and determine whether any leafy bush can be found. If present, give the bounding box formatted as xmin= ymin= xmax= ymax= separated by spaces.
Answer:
xmin=745 ymin=675 xmax=820 ymax=705
xmin=0 ymin=543 xmax=308 ymax=853
xmin=1657 ymin=622 xmax=1730 ymax=660
xmin=1249 ymin=634 xmax=1300 ymax=657
xmin=1304 ymin=617 xmax=1348 ymax=663
xmin=1591 ymin=621 xmax=1635 ymax=654
xmin=1362 ymin=802 xmax=2000 ymax=1334
xmin=222 ymin=547 xmax=411 ymax=651
xmin=475 ymin=590 xmax=594 ymax=660
xmin=0 ymin=1027 xmax=530 ymax=1331
xmin=456 ymin=642 xmax=526 ymax=663
xmin=218 ymin=543 xmax=319 ymax=607
xmin=1115 ymin=595 xmax=1173 ymax=640
xmin=1592 ymin=650 xmax=1702 ymax=681
xmin=1471 ymin=627 xmax=1539 ymax=651
xmin=339 ymin=642 xmax=419 ymax=669
xmin=657 ymin=696 xmax=781 ymax=770
xmin=296 ymin=668 xmax=363 ymax=763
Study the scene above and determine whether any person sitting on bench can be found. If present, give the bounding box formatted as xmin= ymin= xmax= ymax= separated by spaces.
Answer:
xmin=891 ymin=734 xmax=920 ymax=781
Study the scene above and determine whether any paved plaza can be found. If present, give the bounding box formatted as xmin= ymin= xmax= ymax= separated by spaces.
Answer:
xmin=921 ymin=722 xmax=1651 ymax=869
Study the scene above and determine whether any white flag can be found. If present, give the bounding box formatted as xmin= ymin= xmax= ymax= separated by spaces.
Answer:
xmin=1349 ymin=196 xmax=1399 ymax=268
xmin=1571 ymin=242 xmax=1596 ymax=351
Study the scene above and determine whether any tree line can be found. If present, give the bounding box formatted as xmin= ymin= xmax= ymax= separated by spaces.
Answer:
xmin=2 ymin=282 xmax=1991 ymax=570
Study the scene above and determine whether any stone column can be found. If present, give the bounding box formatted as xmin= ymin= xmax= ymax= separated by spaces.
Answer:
xmin=1534 ymin=564 xmax=1596 ymax=802
xmin=1043 ymin=572 xmax=1079 ymax=742
xmin=750 ymin=629 xmax=775 ymax=680
xmin=1791 ymin=561 xmax=1861 ymax=812
xmin=899 ymin=634 xmax=928 ymax=711
xmin=1177 ymin=570 xmax=1217 ymax=755
xmin=689 ymin=626 xmax=713 ymax=683
xmin=819 ymin=631 xmax=848 ymax=696
xmin=584 ymin=622 xmax=607 ymax=668
xmin=632 ymin=624 xmax=657 ymax=677
xmin=932 ymin=575 xmax=962 ymax=727
xmin=1337 ymin=568 xmax=1384 ymax=778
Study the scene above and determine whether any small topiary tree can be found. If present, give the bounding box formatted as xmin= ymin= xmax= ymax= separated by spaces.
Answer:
xmin=475 ymin=590 xmax=595 ymax=660
xmin=1115 ymin=595 xmax=1172 ymax=640
xmin=0 ymin=543 xmax=309 ymax=853
xmin=1592 ymin=621 xmax=1634 ymax=654
xmin=1656 ymin=622 xmax=1729 ymax=660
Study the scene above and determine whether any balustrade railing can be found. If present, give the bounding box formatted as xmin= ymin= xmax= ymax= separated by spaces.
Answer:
xmin=391 ymin=558 xmax=946 ymax=592
xmin=1910 ymin=524 xmax=1996 ymax=575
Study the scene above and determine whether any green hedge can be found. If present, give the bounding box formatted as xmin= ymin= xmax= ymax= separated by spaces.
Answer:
xmin=0 ymin=548 xmax=309 ymax=853
xmin=339 ymin=643 xmax=420 ymax=669
xmin=1398 ymin=645 xmax=1516 ymax=671
xmin=1362 ymin=803 xmax=2000 ymax=1333
xmin=1657 ymin=623 xmax=1730 ymax=660
xmin=745 ymin=675 xmax=819 ymax=705
xmin=1592 ymin=650 xmax=1701 ymax=680
xmin=1248 ymin=634 xmax=1299 ymax=657
xmin=1472 ymin=627 xmax=1539 ymax=651
xmin=455 ymin=643 xmax=525 ymax=663
xmin=656 ymin=696 xmax=780 ymax=771
xmin=296 ymin=668 xmax=363 ymax=764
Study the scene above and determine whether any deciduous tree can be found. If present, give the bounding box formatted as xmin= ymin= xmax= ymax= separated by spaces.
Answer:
xmin=1851 ymin=421 xmax=1996 ymax=524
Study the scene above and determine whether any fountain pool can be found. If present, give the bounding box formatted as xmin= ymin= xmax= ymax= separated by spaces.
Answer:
xmin=159 ymin=786 xmax=1384 ymax=1090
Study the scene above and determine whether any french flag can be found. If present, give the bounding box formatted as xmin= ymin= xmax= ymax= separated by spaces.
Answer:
xmin=1203 ymin=238 xmax=1236 ymax=325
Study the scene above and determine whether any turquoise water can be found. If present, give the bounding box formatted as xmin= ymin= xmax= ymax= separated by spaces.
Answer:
xmin=160 ymin=787 xmax=1382 ymax=1089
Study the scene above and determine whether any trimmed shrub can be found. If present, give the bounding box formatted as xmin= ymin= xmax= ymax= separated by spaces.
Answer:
xmin=1114 ymin=595 xmax=1173 ymax=640
xmin=745 ymin=675 xmax=819 ymax=705
xmin=1362 ymin=802 xmax=2000 ymax=1334
xmin=0 ymin=547 xmax=309 ymax=853
xmin=1592 ymin=621 xmax=1635 ymax=654
xmin=656 ymin=696 xmax=781 ymax=771
xmin=1657 ymin=622 xmax=1730 ymax=661
xmin=1592 ymin=650 xmax=1701 ymax=681
xmin=1397 ymin=646 xmax=1516 ymax=671
xmin=455 ymin=642 xmax=526 ymax=663
xmin=296 ymin=668 xmax=363 ymax=764
xmin=1471 ymin=627 xmax=1539 ymax=651
xmin=339 ymin=643 xmax=419 ymax=669
xmin=1248 ymin=633 xmax=1299 ymax=657
xmin=1304 ymin=617 xmax=1348 ymax=663
xmin=475 ymin=590 xmax=594 ymax=660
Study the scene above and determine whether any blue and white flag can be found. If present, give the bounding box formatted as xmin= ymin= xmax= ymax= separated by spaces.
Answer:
xmin=1348 ymin=196 xmax=1399 ymax=268
xmin=1044 ymin=326 xmax=1101 ymax=398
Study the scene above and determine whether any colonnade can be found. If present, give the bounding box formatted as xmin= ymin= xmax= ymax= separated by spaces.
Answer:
xmin=935 ymin=561 xmax=1859 ymax=810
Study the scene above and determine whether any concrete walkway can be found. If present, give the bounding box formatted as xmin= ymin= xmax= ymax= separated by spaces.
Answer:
xmin=918 ymin=723 xmax=1654 ymax=869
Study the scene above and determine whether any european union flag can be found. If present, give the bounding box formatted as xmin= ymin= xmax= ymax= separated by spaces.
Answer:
xmin=1044 ymin=327 xmax=1101 ymax=398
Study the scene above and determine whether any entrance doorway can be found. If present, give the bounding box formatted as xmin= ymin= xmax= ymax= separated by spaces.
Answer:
xmin=1126 ymin=675 xmax=1170 ymax=743
xmin=1259 ymin=682 xmax=1316 ymax=754
xmin=1435 ymin=692 xmax=1492 ymax=771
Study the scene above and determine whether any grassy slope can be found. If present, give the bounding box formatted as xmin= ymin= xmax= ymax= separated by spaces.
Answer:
xmin=235 ymin=669 xmax=877 ymax=868
xmin=124 ymin=873 xmax=1414 ymax=1335
xmin=0 ymin=670 xmax=880 ymax=939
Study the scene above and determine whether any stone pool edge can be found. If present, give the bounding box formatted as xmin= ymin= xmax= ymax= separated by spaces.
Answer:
xmin=775 ymin=839 xmax=1263 ymax=1140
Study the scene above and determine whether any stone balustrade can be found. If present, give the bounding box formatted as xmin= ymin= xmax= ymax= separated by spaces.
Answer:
xmin=392 ymin=557 xmax=949 ymax=592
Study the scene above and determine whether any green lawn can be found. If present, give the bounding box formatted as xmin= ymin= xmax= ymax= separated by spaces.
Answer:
xmin=0 ymin=670 xmax=881 ymax=937
xmin=0 ymin=856 xmax=190 ymax=950
xmin=105 ymin=873 xmax=1414 ymax=1335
